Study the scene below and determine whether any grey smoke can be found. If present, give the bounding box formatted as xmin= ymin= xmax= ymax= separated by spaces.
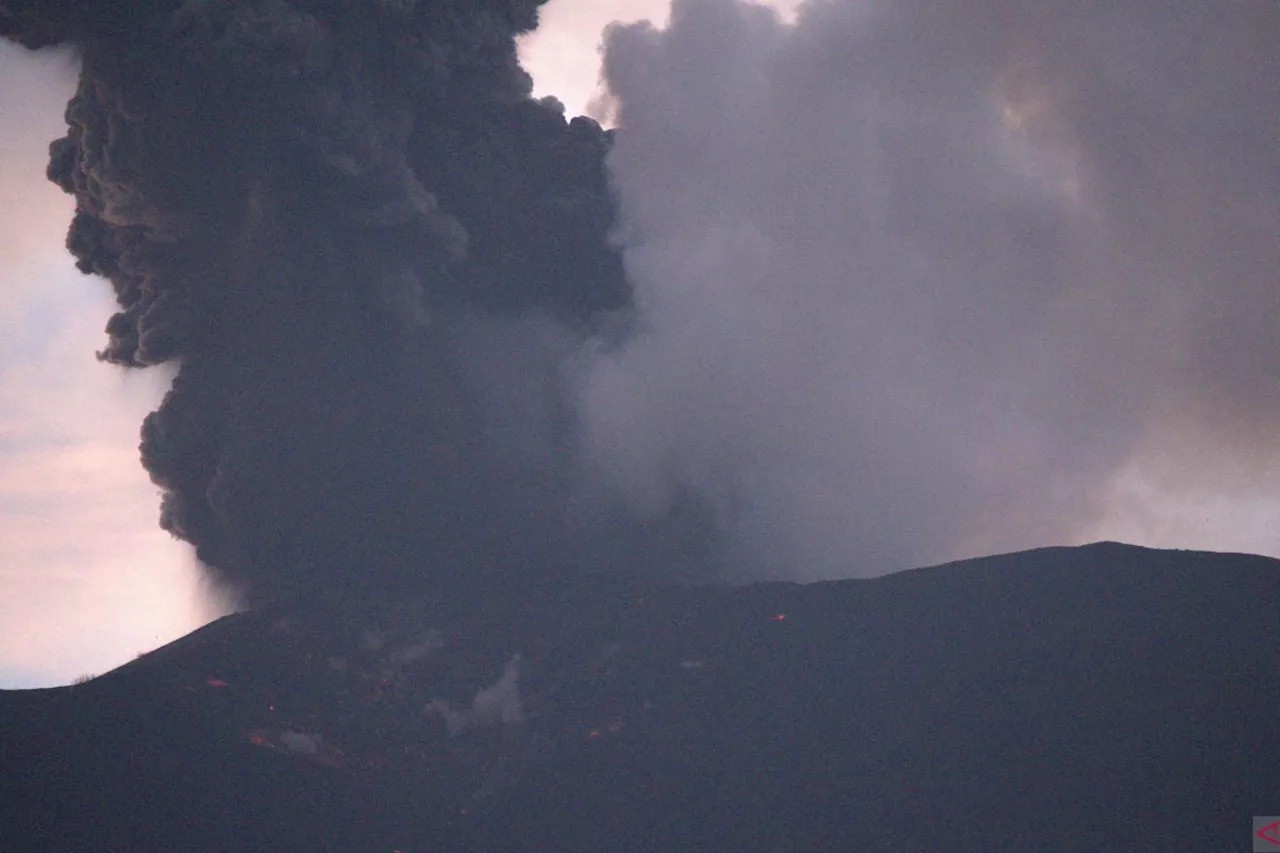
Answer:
xmin=575 ymin=0 xmax=1280 ymax=577
xmin=5 ymin=0 xmax=1277 ymax=602
xmin=429 ymin=653 xmax=523 ymax=737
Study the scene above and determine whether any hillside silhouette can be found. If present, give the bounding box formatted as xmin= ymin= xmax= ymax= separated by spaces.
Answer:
xmin=3 ymin=541 xmax=1277 ymax=852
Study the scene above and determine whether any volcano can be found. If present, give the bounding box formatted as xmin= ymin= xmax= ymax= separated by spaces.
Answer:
xmin=3 ymin=541 xmax=1277 ymax=851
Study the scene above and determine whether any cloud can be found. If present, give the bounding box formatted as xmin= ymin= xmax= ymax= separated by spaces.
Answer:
xmin=1 ymin=0 xmax=658 ymax=605
xmin=577 ymin=0 xmax=1280 ymax=577
xmin=4 ymin=0 xmax=1279 ymax=645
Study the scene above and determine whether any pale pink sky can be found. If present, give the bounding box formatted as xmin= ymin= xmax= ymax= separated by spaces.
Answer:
xmin=1 ymin=0 xmax=1277 ymax=688
xmin=0 ymin=42 xmax=218 ymax=688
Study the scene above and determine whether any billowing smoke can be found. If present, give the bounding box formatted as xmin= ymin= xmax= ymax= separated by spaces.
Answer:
xmin=0 ymin=0 xmax=711 ymax=603
xmin=5 ymin=0 xmax=1279 ymax=600
xmin=580 ymin=0 xmax=1280 ymax=577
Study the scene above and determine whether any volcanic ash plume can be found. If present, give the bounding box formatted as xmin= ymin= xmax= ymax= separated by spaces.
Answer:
xmin=10 ymin=0 xmax=1280 ymax=599
xmin=579 ymin=0 xmax=1280 ymax=576
xmin=0 ymin=0 xmax=682 ymax=602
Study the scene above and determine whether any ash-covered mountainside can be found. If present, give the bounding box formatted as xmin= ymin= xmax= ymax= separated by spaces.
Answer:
xmin=3 ymin=542 xmax=1277 ymax=852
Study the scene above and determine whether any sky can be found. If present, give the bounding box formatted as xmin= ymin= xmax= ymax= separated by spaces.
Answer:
xmin=2 ymin=0 xmax=1279 ymax=687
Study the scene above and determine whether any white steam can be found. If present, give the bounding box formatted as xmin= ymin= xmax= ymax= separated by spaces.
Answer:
xmin=429 ymin=653 xmax=524 ymax=737
xmin=574 ymin=0 xmax=1280 ymax=576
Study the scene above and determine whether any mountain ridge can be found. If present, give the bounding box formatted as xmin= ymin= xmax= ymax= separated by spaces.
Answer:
xmin=3 ymin=541 xmax=1277 ymax=851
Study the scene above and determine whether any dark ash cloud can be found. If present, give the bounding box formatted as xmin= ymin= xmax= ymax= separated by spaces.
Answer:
xmin=4 ymin=0 xmax=1278 ymax=602
xmin=1 ymin=0 xmax=708 ymax=604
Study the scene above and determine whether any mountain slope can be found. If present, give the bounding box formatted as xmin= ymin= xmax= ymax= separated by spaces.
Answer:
xmin=2 ymin=542 xmax=1277 ymax=851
